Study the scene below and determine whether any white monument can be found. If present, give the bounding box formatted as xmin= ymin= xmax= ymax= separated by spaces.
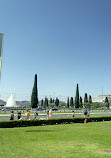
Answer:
xmin=6 ymin=94 xmax=16 ymax=107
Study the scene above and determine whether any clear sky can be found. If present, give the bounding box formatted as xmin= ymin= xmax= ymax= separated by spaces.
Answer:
xmin=0 ymin=0 xmax=111 ymax=101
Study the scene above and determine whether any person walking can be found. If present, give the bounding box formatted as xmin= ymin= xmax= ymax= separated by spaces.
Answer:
xmin=34 ymin=112 xmax=38 ymax=119
xmin=26 ymin=109 xmax=30 ymax=120
xmin=72 ymin=111 xmax=75 ymax=117
xmin=17 ymin=111 xmax=22 ymax=120
xmin=10 ymin=111 xmax=14 ymax=120
xmin=84 ymin=110 xmax=88 ymax=117
xmin=49 ymin=109 xmax=52 ymax=119
xmin=47 ymin=109 xmax=49 ymax=119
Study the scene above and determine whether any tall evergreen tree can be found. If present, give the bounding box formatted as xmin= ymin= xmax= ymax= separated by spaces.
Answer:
xmin=105 ymin=97 xmax=109 ymax=103
xmin=55 ymin=97 xmax=59 ymax=107
xmin=89 ymin=95 xmax=92 ymax=104
xmin=44 ymin=97 xmax=48 ymax=107
xmin=79 ymin=96 xmax=83 ymax=108
xmin=67 ymin=97 xmax=69 ymax=108
xmin=70 ymin=97 xmax=74 ymax=108
xmin=41 ymin=99 xmax=43 ymax=107
xmin=50 ymin=98 xmax=53 ymax=104
xmin=31 ymin=74 xmax=38 ymax=108
xmin=84 ymin=93 xmax=88 ymax=103
xmin=75 ymin=84 xmax=79 ymax=108
xmin=105 ymin=97 xmax=109 ymax=109
xmin=52 ymin=99 xmax=55 ymax=103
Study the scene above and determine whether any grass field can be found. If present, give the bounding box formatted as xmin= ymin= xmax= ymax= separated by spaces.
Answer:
xmin=0 ymin=122 xmax=111 ymax=158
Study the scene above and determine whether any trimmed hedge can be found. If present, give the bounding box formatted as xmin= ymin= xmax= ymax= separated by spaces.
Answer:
xmin=0 ymin=116 xmax=111 ymax=128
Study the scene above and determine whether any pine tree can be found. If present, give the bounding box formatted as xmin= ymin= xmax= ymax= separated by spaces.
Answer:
xmin=67 ymin=97 xmax=69 ymax=108
xmin=84 ymin=93 xmax=88 ymax=103
xmin=89 ymin=95 xmax=92 ymax=104
xmin=70 ymin=97 xmax=74 ymax=108
xmin=31 ymin=74 xmax=38 ymax=108
xmin=75 ymin=84 xmax=79 ymax=108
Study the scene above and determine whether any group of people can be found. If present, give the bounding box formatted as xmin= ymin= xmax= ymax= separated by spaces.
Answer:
xmin=10 ymin=109 xmax=30 ymax=120
xmin=9 ymin=109 xmax=90 ymax=121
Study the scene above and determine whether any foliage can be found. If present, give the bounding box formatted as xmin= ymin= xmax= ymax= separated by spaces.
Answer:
xmin=52 ymin=99 xmax=54 ymax=103
xmin=84 ymin=93 xmax=88 ymax=103
xmin=1 ymin=116 xmax=111 ymax=128
xmin=44 ymin=97 xmax=48 ymax=107
xmin=105 ymin=97 xmax=109 ymax=109
xmin=84 ymin=103 xmax=91 ymax=109
xmin=31 ymin=74 xmax=38 ymax=108
xmin=67 ymin=97 xmax=69 ymax=108
xmin=79 ymin=96 xmax=83 ymax=108
xmin=41 ymin=99 xmax=43 ymax=107
xmin=55 ymin=97 xmax=59 ymax=107
xmin=70 ymin=97 xmax=74 ymax=108
xmin=75 ymin=84 xmax=79 ymax=108
xmin=89 ymin=95 xmax=92 ymax=104
xmin=50 ymin=98 xmax=53 ymax=104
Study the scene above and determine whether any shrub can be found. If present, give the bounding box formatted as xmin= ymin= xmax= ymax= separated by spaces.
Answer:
xmin=0 ymin=116 xmax=111 ymax=128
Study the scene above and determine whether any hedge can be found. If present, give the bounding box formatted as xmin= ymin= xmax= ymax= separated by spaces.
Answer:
xmin=0 ymin=116 xmax=111 ymax=128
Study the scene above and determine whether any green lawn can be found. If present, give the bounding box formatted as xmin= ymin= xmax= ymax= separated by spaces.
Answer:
xmin=1 ymin=122 xmax=111 ymax=158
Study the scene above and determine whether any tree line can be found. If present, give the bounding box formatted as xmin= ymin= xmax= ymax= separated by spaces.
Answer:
xmin=31 ymin=74 xmax=109 ymax=109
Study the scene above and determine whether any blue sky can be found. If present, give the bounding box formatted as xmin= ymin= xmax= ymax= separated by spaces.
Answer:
xmin=0 ymin=0 xmax=111 ymax=101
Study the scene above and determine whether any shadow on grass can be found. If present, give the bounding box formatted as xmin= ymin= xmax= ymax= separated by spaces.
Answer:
xmin=26 ymin=130 xmax=56 ymax=133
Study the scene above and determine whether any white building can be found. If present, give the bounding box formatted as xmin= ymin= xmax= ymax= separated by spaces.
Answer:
xmin=92 ymin=95 xmax=111 ymax=103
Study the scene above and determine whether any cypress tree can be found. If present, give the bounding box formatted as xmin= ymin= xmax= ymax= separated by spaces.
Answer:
xmin=67 ymin=97 xmax=69 ymax=108
xmin=41 ymin=99 xmax=43 ymax=107
xmin=44 ymin=97 xmax=48 ymax=107
xmin=89 ymin=95 xmax=92 ymax=104
xmin=105 ymin=97 xmax=109 ymax=109
xmin=80 ymin=96 xmax=83 ymax=108
xmin=75 ymin=84 xmax=79 ymax=108
xmin=84 ymin=93 xmax=88 ymax=103
xmin=52 ymin=99 xmax=55 ymax=103
xmin=70 ymin=97 xmax=74 ymax=108
xmin=55 ymin=97 xmax=59 ymax=107
xmin=31 ymin=74 xmax=38 ymax=108
xmin=50 ymin=97 xmax=53 ymax=104
xmin=105 ymin=97 xmax=109 ymax=103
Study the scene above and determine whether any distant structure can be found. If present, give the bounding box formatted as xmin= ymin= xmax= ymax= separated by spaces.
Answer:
xmin=92 ymin=95 xmax=111 ymax=103
xmin=0 ymin=33 xmax=4 ymax=78
xmin=6 ymin=94 xmax=17 ymax=107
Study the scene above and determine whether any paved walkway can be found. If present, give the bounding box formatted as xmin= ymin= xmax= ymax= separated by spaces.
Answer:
xmin=0 ymin=112 xmax=111 ymax=121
